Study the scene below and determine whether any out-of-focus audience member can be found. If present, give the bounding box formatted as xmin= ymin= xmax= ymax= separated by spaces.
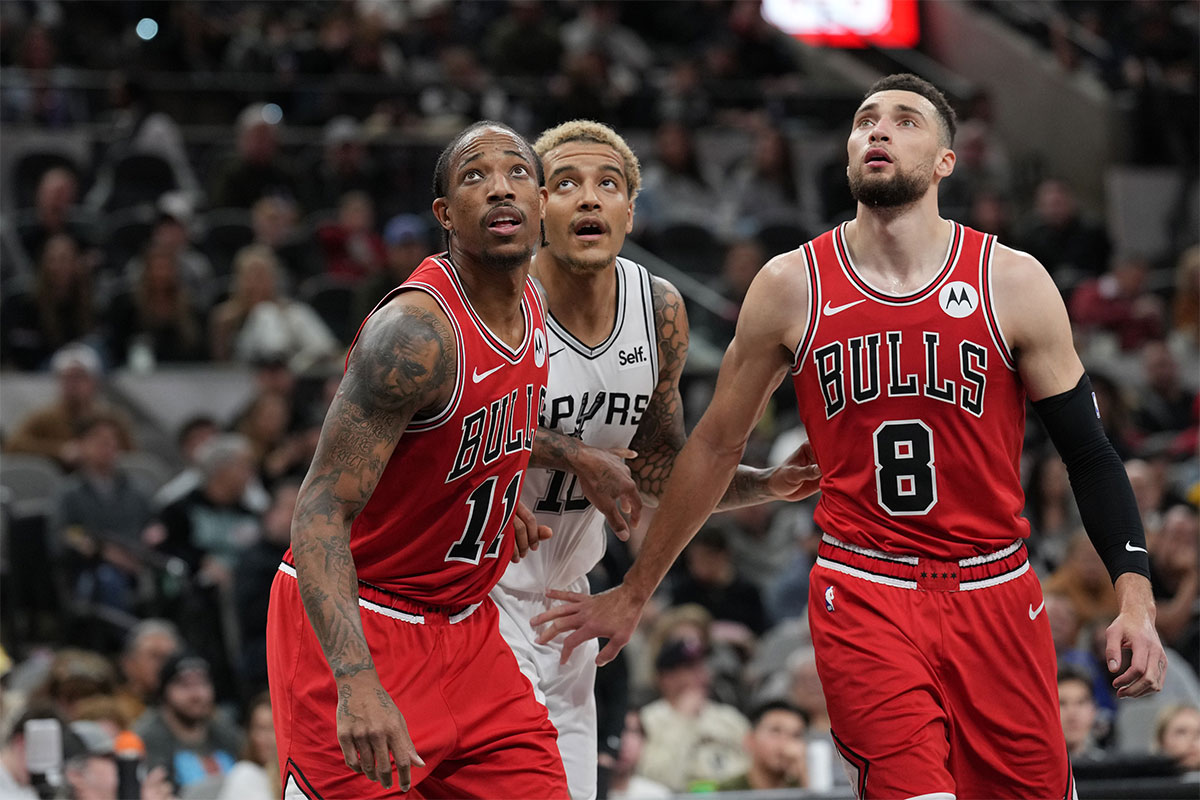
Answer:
xmin=1069 ymin=254 xmax=1165 ymax=352
xmin=672 ymin=526 xmax=767 ymax=637
xmin=1168 ymin=245 xmax=1199 ymax=362
xmin=208 ymin=245 xmax=338 ymax=371
xmin=122 ymin=193 xmax=216 ymax=310
xmin=1 ymin=234 xmax=96 ymax=371
xmin=302 ymin=116 xmax=390 ymax=219
xmin=1134 ymin=341 xmax=1196 ymax=437
xmin=0 ymin=706 xmax=50 ymax=799
xmin=116 ymin=620 xmax=184 ymax=723
xmin=1024 ymin=450 xmax=1081 ymax=572
xmin=635 ymin=120 xmax=715 ymax=235
xmin=638 ymin=638 xmax=749 ymax=792
xmin=1043 ymin=531 xmax=1120 ymax=629
xmin=209 ymin=104 xmax=300 ymax=211
xmin=154 ymin=417 xmax=270 ymax=515
xmin=50 ymin=413 xmax=157 ymax=613
xmin=1126 ymin=458 xmax=1168 ymax=540
xmin=234 ymin=390 xmax=313 ymax=486
xmin=1154 ymin=704 xmax=1200 ymax=772
xmin=1016 ymin=177 xmax=1110 ymax=283
xmin=606 ymin=708 xmax=671 ymax=800
xmin=1058 ymin=665 xmax=1106 ymax=762
xmin=717 ymin=700 xmax=807 ymax=791
xmin=314 ymin=190 xmax=386 ymax=279
xmin=105 ymin=244 xmax=207 ymax=368
xmin=234 ymin=481 xmax=299 ymax=690
xmin=215 ymin=692 xmax=279 ymax=800
xmin=720 ymin=122 xmax=801 ymax=234
xmin=352 ymin=213 xmax=430 ymax=324
xmin=6 ymin=344 xmax=135 ymax=469
xmin=1150 ymin=505 xmax=1199 ymax=675
xmin=29 ymin=649 xmax=118 ymax=721
xmin=16 ymin=167 xmax=95 ymax=272
xmin=133 ymin=652 xmax=242 ymax=793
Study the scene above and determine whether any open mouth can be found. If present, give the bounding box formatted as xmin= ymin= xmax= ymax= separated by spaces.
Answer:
xmin=486 ymin=206 xmax=523 ymax=236
xmin=864 ymin=148 xmax=893 ymax=167
xmin=573 ymin=216 xmax=607 ymax=241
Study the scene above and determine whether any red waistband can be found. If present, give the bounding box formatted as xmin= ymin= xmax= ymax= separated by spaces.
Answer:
xmin=278 ymin=559 xmax=480 ymax=622
xmin=815 ymin=534 xmax=1029 ymax=592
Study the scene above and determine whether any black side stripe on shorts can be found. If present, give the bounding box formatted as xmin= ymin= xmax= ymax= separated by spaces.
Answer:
xmin=831 ymin=728 xmax=870 ymax=800
xmin=287 ymin=758 xmax=324 ymax=800
xmin=1062 ymin=753 xmax=1075 ymax=800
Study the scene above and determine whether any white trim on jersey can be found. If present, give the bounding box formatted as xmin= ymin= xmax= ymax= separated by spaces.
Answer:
xmin=547 ymin=259 xmax=628 ymax=359
xmin=958 ymin=539 xmax=1022 ymax=566
xmin=821 ymin=532 xmax=920 ymax=564
xmin=979 ymin=236 xmax=1018 ymax=371
xmin=835 ymin=221 xmax=962 ymax=306
xmin=436 ymin=257 xmax=533 ymax=364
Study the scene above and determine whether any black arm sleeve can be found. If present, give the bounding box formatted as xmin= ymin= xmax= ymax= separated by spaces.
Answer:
xmin=1031 ymin=374 xmax=1150 ymax=583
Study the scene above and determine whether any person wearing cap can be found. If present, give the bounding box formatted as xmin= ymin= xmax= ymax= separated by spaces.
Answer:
xmin=6 ymin=343 xmax=135 ymax=469
xmin=209 ymin=104 xmax=300 ymax=211
xmin=637 ymin=638 xmax=750 ymax=792
xmin=351 ymin=213 xmax=431 ymax=325
xmin=133 ymin=653 xmax=242 ymax=794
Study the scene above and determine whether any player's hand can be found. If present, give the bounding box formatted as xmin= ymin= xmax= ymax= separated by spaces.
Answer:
xmin=511 ymin=501 xmax=552 ymax=563
xmin=336 ymin=673 xmax=425 ymax=790
xmin=573 ymin=446 xmax=642 ymax=541
xmin=531 ymin=582 xmax=646 ymax=666
xmin=1107 ymin=573 xmax=1167 ymax=698
xmin=766 ymin=440 xmax=822 ymax=502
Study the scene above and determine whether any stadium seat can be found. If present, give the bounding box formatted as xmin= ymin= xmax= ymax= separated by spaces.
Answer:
xmin=102 ymin=153 xmax=179 ymax=211
xmin=200 ymin=208 xmax=255 ymax=276
xmin=101 ymin=205 xmax=157 ymax=273
xmin=757 ymin=222 xmax=809 ymax=258
xmin=117 ymin=451 xmax=177 ymax=493
xmin=650 ymin=222 xmax=726 ymax=277
xmin=0 ymin=453 xmax=63 ymax=519
xmin=300 ymin=275 xmax=358 ymax=344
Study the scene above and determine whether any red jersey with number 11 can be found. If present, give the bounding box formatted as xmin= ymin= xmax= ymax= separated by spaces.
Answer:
xmin=295 ymin=254 xmax=549 ymax=607
xmin=791 ymin=222 xmax=1028 ymax=560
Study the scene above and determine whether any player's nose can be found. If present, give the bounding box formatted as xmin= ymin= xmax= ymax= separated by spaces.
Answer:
xmin=485 ymin=172 xmax=517 ymax=202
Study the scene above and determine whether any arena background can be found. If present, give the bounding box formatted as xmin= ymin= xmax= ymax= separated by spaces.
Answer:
xmin=0 ymin=1 xmax=1197 ymax=798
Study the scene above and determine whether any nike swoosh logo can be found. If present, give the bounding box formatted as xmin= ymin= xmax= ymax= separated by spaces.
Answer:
xmin=472 ymin=364 xmax=504 ymax=383
xmin=1125 ymin=541 xmax=1148 ymax=553
xmin=548 ymin=348 xmax=564 ymax=359
xmin=823 ymin=299 xmax=867 ymax=316
xmin=1029 ymin=600 xmax=1045 ymax=620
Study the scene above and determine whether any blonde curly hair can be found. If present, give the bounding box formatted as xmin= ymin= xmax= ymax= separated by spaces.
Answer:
xmin=533 ymin=119 xmax=642 ymax=201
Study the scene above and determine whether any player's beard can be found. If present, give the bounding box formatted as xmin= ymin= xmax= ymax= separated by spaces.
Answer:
xmin=557 ymin=248 xmax=612 ymax=275
xmin=480 ymin=241 xmax=534 ymax=272
xmin=849 ymin=158 xmax=933 ymax=208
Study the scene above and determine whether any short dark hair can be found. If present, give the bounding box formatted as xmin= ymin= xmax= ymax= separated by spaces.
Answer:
xmin=1057 ymin=664 xmax=1094 ymax=696
xmin=432 ymin=120 xmax=543 ymax=200
xmin=862 ymin=73 xmax=957 ymax=147
xmin=749 ymin=699 xmax=809 ymax=729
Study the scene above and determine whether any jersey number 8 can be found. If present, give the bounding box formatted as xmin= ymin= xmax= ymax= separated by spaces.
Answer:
xmin=873 ymin=420 xmax=937 ymax=516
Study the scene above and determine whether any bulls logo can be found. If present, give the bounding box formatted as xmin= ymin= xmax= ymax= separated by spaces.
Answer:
xmin=938 ymin=281 xmax=978 ymax=319
xmin=533 ymin=327 xmax=547 ymax=367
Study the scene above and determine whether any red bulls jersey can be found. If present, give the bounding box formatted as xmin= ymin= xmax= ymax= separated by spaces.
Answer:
xmin=306 ymin=254 xmax=548 ymax=607
xmin=791 ymin=222 xmax=1028 ymax=559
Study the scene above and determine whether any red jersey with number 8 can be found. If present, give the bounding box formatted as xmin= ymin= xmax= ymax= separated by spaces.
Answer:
xmin=791 ymin=222 xmax=1028 ymax=559
xmin=294 ymin=254 xmax=549 ymax=606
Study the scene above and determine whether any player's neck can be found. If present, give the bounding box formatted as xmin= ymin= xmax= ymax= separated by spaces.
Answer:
xmin=449 ymin=250 xmax=530 ymax=345
xmin=532 ymin=252 xmax=618 ymax=346
xmin=845 ymin=202 xmax=952 ymax=292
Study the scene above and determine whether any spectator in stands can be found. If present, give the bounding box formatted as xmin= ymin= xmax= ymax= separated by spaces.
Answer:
xmin=638 ymin=638 xmax=750 ymax=792
xmin=314 ymin=190 xmax=386 ymax=280
xmin=635 ymin=120 xmax=715 ymax=235
xmin=16 ymin=167 xmax=94 ymax=267
xmin=1 ymin=234 xmax=96 ymax=371
xmin=937 ymin=119 xmax=1013 ymax=225
xmin=301 ymin=116 xmax=389 ymax=218
xmin=1169 ymin=245 xmax=1199 ymax=361
xmin=215 ymin=692 xmax=279 ymax=800
xmin=0 ymin=706 xmax=48 ymax=798
xmin=209 ymin=104 xmax=300 ymax=211
xmin=1134 ymin=341 xmax=1195 ymax=437
xmin=235 ymin=482 xmax=298 ymax=691
xmin=116 ymin=619 xmax=184 ymax=723
xmin=656 ymin=57 xmax=712 ymax=129
xmin=717 ymin=0 xmax=803 ymax=83
xmin=30 ymin=649 xmax=118 ymax=721
xmin=966 ymin=187 xmax=1015 ymax=243
xmin=249 ymin=196 xmax=313 ymax=281
xmin=1016 ymin=178 xmax=1110 ymax=283
xmin=606 ymin=710 xmax=671 ymax=800
xmin=104 ymin=244 xmax=207 ymax=369
xmin=561 ymin=1 xmax=651 ymax=80
xmin=1044 ymin=531 xmax=1120 ymax=630
xmin=1154 ymin=704 xmax=1200 ymax=772
xmin=483 ymin=1 xmax=562 ymax=78
xmin=157 ymin=433 xmax=259 ymax=589
xmin=1150 ymin=505 xmax=1199 ymax=675
xmin=1058 ymin=665 xmax=1106 ymax=762
xmin=155 ymin=416 xmax=268 ymax=515
xmin=50 ymin=413 xmax=157 ymax=613
xmin=693 ymin=237 xmax=764 ymax=346
xmin=352 ymin=213 xmax=430 ymax=323
xmin=6 ymin=344 xmax=134 ymax=469
xmin=717 ymin=700 xmax=808 ymax=791
xmin=672 ymin=526 xmax=768 ymax=637
xmin=721 ymin=121 xmax=802 ymax=235
xmin=208 ymin=245 xmax=339 ymax=372
xmin=1069 ymin=254 xmax=1165 ymax=352
xmin=134 ymin=652 xmax=242 ymax=793
xmin=122 ymin=193 xmax=216 ymax=310
xmin=0 ymin=23 xmax=87 ymax=127
xmin=61 ymin=719 xmax=119 ymax=800
xmin=1024 ymin=448 xmax=1081 ymax=572
xmin=1090 ymin=372 xmax=1138 ymax=460
xmin=235 ymin=391 xmax=314 ymax=486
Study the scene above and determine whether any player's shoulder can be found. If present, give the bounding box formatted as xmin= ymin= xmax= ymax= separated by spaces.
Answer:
xmin=353 ymin=288 xmax=458 ymax=366
xmin=987 ymin=242 xmax=1054 ymax=293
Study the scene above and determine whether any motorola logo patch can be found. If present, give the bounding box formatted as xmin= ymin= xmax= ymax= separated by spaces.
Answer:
xmin=938 ymin=281 xmax=978 ymax=319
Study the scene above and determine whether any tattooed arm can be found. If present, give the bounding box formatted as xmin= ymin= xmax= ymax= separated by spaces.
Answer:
xmin=628 ymin=276 xmax=815 ymax=511
xmin=529 ymin=428 xmax=643 ymax=539
xmin=291 ymin=292 xmax=453 ymax=791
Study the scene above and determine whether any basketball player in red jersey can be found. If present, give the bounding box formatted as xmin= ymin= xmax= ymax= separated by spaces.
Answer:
xmin=266 ymin=121 xmax=568 ymax=799
xmin=535 ymin=75 xmax=1166 ymax=799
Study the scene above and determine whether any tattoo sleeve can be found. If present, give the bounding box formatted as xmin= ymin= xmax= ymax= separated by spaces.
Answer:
xmin=530 ymin=426 xmax=583 ymax=471
xmin=291 ymin=300 xmax=455 ymax=682
xmin=628 ymin=278 xmax=777 ymax=511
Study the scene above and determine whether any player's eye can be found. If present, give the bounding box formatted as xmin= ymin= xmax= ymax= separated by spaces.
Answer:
xmin=512 ymin=164 xmax=529 ymax=177
xmin=856 ymin=118 xmax=874 ymax=128
xmin=557 ymin=179 xmax=575 ymax=189
xmin=601 ymin=178 xmax=618 ymax=189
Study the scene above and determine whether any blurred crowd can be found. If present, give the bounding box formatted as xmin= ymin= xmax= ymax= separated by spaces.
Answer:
xmin=0 ymin=1 xmax=1197 ymax=798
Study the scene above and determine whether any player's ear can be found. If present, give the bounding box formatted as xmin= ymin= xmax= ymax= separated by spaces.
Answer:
xmin=935 ymin=147 xmax=956 ymax=179
xmin=625 ymin=199 xmax=634 ymax=235
xmin=539 ymin=186 xmax=548 ymax=217
xmin=432 ymin=196 xmax=452 ymax=233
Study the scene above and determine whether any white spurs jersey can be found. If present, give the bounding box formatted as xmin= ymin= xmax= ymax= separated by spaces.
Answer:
xmin=499 ymin=257 xmax=660 ymax=593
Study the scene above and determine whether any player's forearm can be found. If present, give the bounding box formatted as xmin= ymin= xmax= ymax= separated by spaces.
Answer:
xmin=529 ymin=426 xmax=581 ymax=471
xmin=624 ymin=430 xmax=743 ymax=602
xmin=1114 ymin=572 xmax=1157 ymax=622
xmin=715 ymin=464 xmax=773 ymax=510
xmin=292 ymin=478 xmax=376 ymax=681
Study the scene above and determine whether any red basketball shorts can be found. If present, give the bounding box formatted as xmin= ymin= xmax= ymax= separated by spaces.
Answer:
xmin=266 ymin=565 xmax=569 ymax=799
xmin=808 ymin=535 xmax=1075 ymax=800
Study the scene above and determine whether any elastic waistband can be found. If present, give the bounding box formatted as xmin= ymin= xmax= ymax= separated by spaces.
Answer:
xmin=815 ymin=534 xmax=1029 ymax=592
xmin=278 ymin=561 xmax=481 ymax=625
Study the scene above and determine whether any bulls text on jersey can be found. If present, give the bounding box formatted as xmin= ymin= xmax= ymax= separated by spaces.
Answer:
xmin=541 ymin=390 xmax=651 ymax=438
xmin=812 ymin=330 xmax=988 ymax=420
xmin=448 ymin=384 xmax=545 ymax=482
